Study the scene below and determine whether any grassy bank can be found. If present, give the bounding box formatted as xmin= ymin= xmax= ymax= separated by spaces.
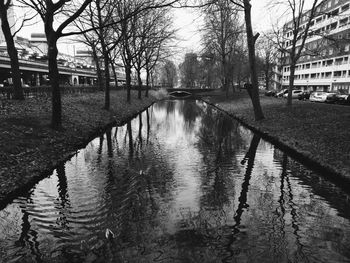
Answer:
xmin=203 ymin=90 xmax=350 ymax=181
xmin=0 ymin=90 xmax=158 ymax=204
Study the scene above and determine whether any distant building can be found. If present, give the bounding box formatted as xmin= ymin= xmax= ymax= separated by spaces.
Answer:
xmin=29 ymin=33 xmax=48 ymax=55
xmin=0 ymin=6 xmax=15 ymax=43
xmin=0 ymin=33 xmax=98 ymax=86
xmin=281 ymin=0 xmax=350 ymax=94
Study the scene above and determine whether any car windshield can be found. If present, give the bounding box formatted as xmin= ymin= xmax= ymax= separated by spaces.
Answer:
xmin=312 ymin=91 xmax=326 ymax=95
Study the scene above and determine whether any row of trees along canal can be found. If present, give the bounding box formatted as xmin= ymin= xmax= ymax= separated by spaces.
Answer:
xmin=0 ymin=0 xmax=326 ymax=129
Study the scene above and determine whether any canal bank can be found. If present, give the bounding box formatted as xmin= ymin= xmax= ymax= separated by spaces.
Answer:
xmin=202 ymin=91 xmax=350 ymax=184
xmin=0 ymin=90 xmax=159 ymax=205
xmin=1 ymin=99 xmax=350 ymax=262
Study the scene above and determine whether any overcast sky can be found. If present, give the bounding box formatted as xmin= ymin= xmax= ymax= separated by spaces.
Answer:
xmin=12 ymin=0 xmax=284 ymax=60
xmin=172 ymin=0 xmax=275 ymax=57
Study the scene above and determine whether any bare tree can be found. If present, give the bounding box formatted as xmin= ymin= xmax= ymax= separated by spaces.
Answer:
xmin=0 ymin=0 xmax=34 ymax=100
xmin=256 ymin=34 xmax=278 ymax=90
xmin=229 ymin=0 xmax=264 ymax=120
xmin=74 ymin=18 xmax=104 ymax=91
xmin=142 ymin=11 xmax=175 ymax=97
xmin=159 ymin=59 xmax=178 ymax=88
xmin=179 ymin=52 xmax=200 ymax=88
xmin=89 ymin=0 xmax=120 ymax=109
xmin=18 ymin=0 xmax=93 ymax=129
xmin=202 ymin=0 xmax=243 ymax=95
xmin=130 ymin=7 xmax=175 ymax=99
xmin=272 ymin=0 xmax=320 ymax=106
xmin=199 ymin=50 xmax=220 ymax=89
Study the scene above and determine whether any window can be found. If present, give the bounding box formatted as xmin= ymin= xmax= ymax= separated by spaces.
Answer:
xmin=340 ymin=18 xmax=348 ymax=27
xmin=335 ymin=58 xmax=343 ymax=65
xmin=334 ymin=71 xmax=342 ymax=77
xmin=342 ymin=4 xmax=349 ymax=12
xmin=330 ymin=22 xmax=338 ymax=30
xmin=345 ymin=44 xmax=350 ymax=52
xmin=331 ymin=9 xmax=339 ymax=17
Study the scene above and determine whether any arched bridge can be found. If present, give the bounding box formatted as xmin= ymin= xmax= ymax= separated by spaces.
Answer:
xmin=166 ymin=88 xmax=217 ymax=96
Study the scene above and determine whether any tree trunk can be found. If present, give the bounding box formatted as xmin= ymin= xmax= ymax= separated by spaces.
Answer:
xmin=103 ymin=49 xmax=110 ymax=110
xmin=243 ymin=0 xmax=264 ymax=121
xmin=0 ymin=6 xmax=24 ymax=100
xmin=223 ymin=58 xmax=229 ymax=96
xmin=110 ymin=59 xmax=118 ymax=89
xmin=92 ymin=46 xmax=103 ymax=91
xmin=265 ymin=68 xmax=269 ymax=91
xmin=48 ymin=37 xmax=62 ymax=129
xmin=137 ymin=68 xmax=142 ymax=99
xmin=125 ymin=62 xmax=132 ymax=103
xmin=287 ymin=62 xmax=296 ymax=106
xmin=145 ymin=67 xmax=150 ymax=98
xmin=127 ymin=121 xmax=133 ymax=157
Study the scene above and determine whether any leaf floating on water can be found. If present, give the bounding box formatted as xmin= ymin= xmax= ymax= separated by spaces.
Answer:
xmin=105 ymin=228 xmax=115 ymax=241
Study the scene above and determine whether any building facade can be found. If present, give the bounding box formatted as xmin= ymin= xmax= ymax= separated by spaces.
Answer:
xmin=281 ymin=0 xmax=350 ymax=94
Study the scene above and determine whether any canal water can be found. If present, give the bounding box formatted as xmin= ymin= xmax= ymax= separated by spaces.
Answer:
xmin=1 ymin=100 xmax=350 ymax=263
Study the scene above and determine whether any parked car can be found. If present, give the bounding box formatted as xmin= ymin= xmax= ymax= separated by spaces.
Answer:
xmin=325 ymin=92 xmax=340 ymax=103
xmin=283 ymin=90 xmax=303 ymax=99
xmin=275 ymin=89 xmax=288 ymax=97
xmin=265 ymin=90 xmax=276 ymax=96
xmin=333 ymin=94 xmax=350 ymax=105
xmin=309 ymin=91 xmax=336 ymax=102
xmin=298 ymin=90 xmax=311 ymax=100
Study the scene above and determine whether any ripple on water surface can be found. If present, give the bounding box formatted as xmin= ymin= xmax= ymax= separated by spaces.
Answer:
xmin=1 ymin=100 xmax=350 ymax=262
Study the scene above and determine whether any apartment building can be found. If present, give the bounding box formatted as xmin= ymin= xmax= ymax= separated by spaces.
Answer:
xmin=281 ymin=0 xmax=350 ymax=94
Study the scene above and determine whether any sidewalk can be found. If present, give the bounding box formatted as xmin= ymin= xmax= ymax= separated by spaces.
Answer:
xmin=202 ymin=91 xmax=350 ymax=182
xmin=0 ymin=90 xmax=158 ymax=204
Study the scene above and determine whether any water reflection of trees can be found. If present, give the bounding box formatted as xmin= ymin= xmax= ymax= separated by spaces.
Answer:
xmin=223 ymin=134 xmax=260 ymax=261
xmin=84 ymin=109 xmax=178 ymax=261
xmin=3 ymin=101 xmax=350 ymax=262
xmin=154 ymin=100 xmax=203 ymax=135
xmin=177 ymin=100 xmax=202 ymax=130
xmin=196 ymin=106 xmax=245 ymax=211
xmin=0 ymin=161 xmax=73 ymax=262
xmin=165 ymin=133 xmax=261 ymax=262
